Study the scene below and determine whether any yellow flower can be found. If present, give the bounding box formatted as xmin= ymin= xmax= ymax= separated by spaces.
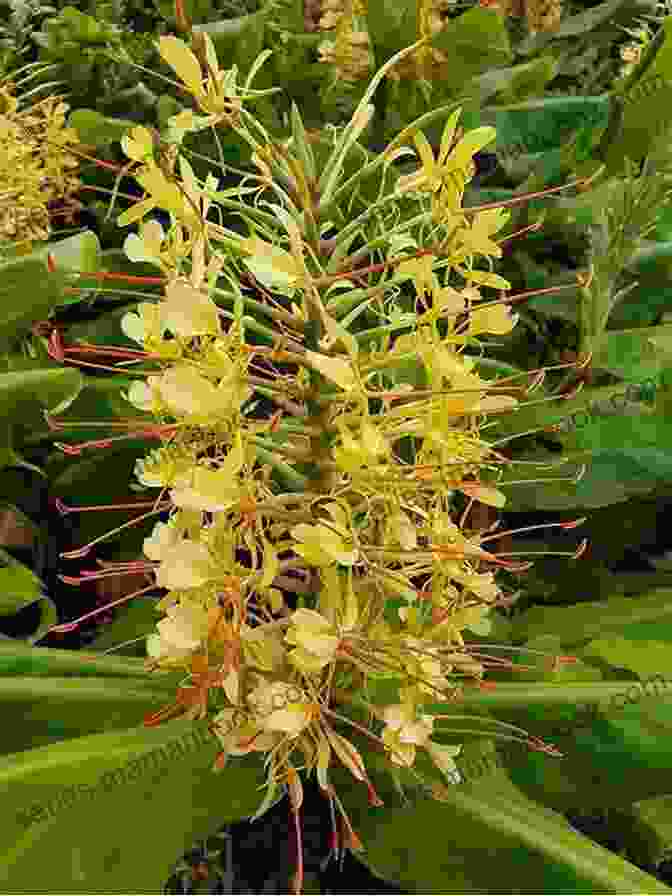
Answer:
xmin=285 ymin=608 xmax=340 ymax=674
xmin=143 ymin=520 xmax=181 ymax=562
xmin=212 ymin=708 xmax=279 ymax=755
xmin=467 ymin=302 xmax=519 ymax=337
xmin=458 ymin=207 xmax=510 ymax=261
xmin=161 ymin=278 xmax=221 ymax=340
xmin=291 ymin=503 xmax=358 ymax=567
xmin=134 ymin=444 xmax=200 ymax=489
xmin=381 ymin=702 xmax=435 ymax=767
xmin=395 ymin=108 xmax=496 ymax=215
xmin=147 ymin=601 xmax=210 ymax=663
xmin=157 ymin=33 xmax=243 ymax=124
xmin=121 ymin=301 xmax=168 ymax=347
xmin=170 ymin=436 xmax=246 ymax=512
xmin=145 ymin=365 xmax=246 ymax=422
xmin=247 ymin=679 xmax=315 ymax=736
xmin=332 ymin=421 xmax=390 ymax=474
xmin=154 ymin=538 xmax=217 ymax=590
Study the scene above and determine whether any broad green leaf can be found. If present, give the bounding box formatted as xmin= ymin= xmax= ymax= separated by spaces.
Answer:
xmin=0 ymin=257 xmax=66 ymax=349
xmin=482 ymin=95 xmax=609 ymax=156
xmin=335 ymin=739 xmax=670 ymax=893
xmin=474 ymin=57 xmax=560 ymax=107
xmin=27 ymin=232 xmax=101 ymax=305
xmin=501 ymin=449 xmax=660 ymax=511
xmin=365 ymin=0 xmax=417 ymax=65
xmin=29 ymin=376 xmax=140 ymax=446
xmin=0 ymin=676 xmax=178 ymax=755
xmin=0 ymin=642 xmax=178 ymax=680
xmin=509 ymin=589 xmax=672 ymax=646
xmin=601 ymin=18 xmax=672 ymax=173
xmin=0 ymin=549 xmax=43 ymax=615
xmin=506 ymin=697 xmax=672 ymax=811
xmin=68 ymin=109 xmax=138 ymax=147
xmin=609 ymin=795 xmax=672 ymax=867
xmin=0 ymin=720 xmax=264 ymax=892
xmin=431 ymin=8 xmax=511 ymax=87
xmin=0 ymin=547 xmax=56 ymax=642
xmin=581 ymin=637 xmax=672 ymax=680
xmin=87 ymin=599 xmax=159 ymax=657
xmin=517 ymin=0 xmax=646 ymax=52
xmin=574 ymin=415 xmax=672 ymax=480
xmin=593 ymin=325 xmax=672 ymax=381
xmin=0 ymin=366 xmax=83 ymax=427
xmin=423 ymin=681 xmax=646 ymax=713
xmin=191 ymin=8 xmax=270 ymax=75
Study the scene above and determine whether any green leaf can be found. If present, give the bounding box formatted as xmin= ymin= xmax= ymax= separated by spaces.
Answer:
xmin=0 ymin=548 xmax=56 ymax=643
xmin=509 ymin=589 xmax=672 ymax=646
xmin=27 ymin=232 xmax=101 ymax=303
xmin=365 ymin=0 xmax=417 ymax=65
xmin=0 ymin=676 xmax=178 ymax=755
xmin=0 ymin=549 xmax=43 ymax=615
xmin=191 ymin=8 xmax=270 ymax=76
xmin=473 ymin=57 xmax=560 ymax=107
xmin=0 ymin=366 xmax=83 ymax=424
xmin=517 ymin=0 xmax=643 ymax=52
xmin=601 ymin=18 xmax=672 ymax=173
xmin=336 ymin=740 xmax=670 ymax=893
xmin=430 ymin=7 xmax=511 ymax=90
xmin=610 ymin=795 xmax=672 ymax=867
xmin=87 ymin=599 xmax=159 ymax=657
xmin=67 ymin=109 xmax=138 ymax=147
xmin=0 ymin=642 xmax=178 ymax=681
xmin=593 ymin=325 xmax=672 ymax=381
xmin=581 ymin=637 xmax=672 ymax=680
xmin=0 ymin=257 xmax=66 ymax=349
xmin=483 ymin=95 xmax=609 ymax=156
xmin=0 ymin=720 xmax=265 ymax=892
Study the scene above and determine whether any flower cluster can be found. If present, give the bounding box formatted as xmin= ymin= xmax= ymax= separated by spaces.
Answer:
xmin=0 ymin=77 xmax=81 ymax=251
xmin=46 ymin=34 xmax=584 ymax=893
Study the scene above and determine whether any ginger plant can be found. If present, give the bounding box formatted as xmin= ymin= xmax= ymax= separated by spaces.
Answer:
xmin=0 ymin=66 xmax=80 ymax=254
xmin=42 ymin=33 xmax=591 ymax=894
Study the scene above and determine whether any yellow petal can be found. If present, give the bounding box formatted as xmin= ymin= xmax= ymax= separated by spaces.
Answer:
xmin=461 ymin=269 xmax=511 ymax=290
xmin=305 ymin=351 xmax=358 ymax=392
xmin=158 ymin=35 xmax=204 ymax=96
xmin=438 ymin=108 xmax=462 ymax=165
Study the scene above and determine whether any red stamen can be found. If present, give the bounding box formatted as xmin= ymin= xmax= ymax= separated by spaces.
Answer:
xmin=559 ymin=517 xmax=587 ymax=530
xmin=480 ymin=517 xmax=587 ymax=544
xmin=71 ymin=270 xmax=166 ymax=285
xmin=47 ymin=582 xmax=157 ymax=634
xmin=60 ymin=342 xmax=158 ymax=360
xmin=290 ymin=807 xmax=304 ymax=896
xmin=58 ymin=564 xmax=155 ymax=585
xmin=48 ymin=330 xmax=65 ymax=362
xmin=366 ymin=780 xmax=384 ymax=807
xmin=60 ymin=505 xmax=169 ymax=559
xmin=55 ymin=498 xmax=171 ymax=514
xmin=55 ymin=429 xmax=171 ymax=455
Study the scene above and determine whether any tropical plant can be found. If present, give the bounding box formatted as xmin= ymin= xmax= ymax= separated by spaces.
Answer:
xmin=4 ymin=10 xmax=672 ymax=896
